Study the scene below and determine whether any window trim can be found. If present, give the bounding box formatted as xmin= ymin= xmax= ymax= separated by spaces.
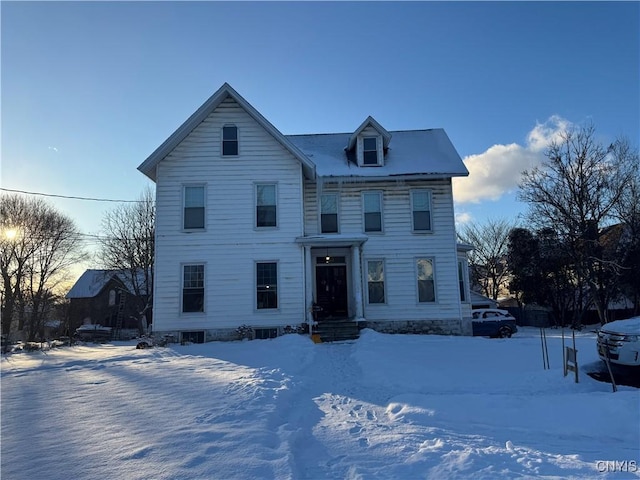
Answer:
xmin=221 ymin=124 xmax=239 ymax=156
xmin=254 ymin=182 xmax=278 ymax=229
xmin=319 ymin=192 xmax=339 ymax=234
xmin=181 ymin=263 xmax=206 ymax=314
xmin=182 ymin=184 xmax=206 ymax=231
xmin=366 ymin=258 xmax=386 ymax=305
xmin=410 ymin=189 xmax=433 ymax=233
xmin=415 ymin=257 xmax=437 ymax=304
xmin=255 ymin=261 xmax=279 ymax=311
xmin=362 ymin=191 xmax=384 ymax=233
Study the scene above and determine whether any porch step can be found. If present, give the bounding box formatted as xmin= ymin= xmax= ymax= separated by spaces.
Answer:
xmin=314 ymin=319 xmax=360 ymax=342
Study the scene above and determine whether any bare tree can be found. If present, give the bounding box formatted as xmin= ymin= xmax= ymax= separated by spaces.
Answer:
xmin=457 ymin=218 xmax=517 ymax=301
xmin=1 ymin=194 xmax=85 ymax=344
xmin=518 ymin=124 xmax=637 ymax=324
xmin=97 ymin=187 xmax=155 ymax=332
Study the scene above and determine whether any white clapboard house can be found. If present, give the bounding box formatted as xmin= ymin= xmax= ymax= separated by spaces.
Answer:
xmin=138 ymin=83 xmax=471 ymax=342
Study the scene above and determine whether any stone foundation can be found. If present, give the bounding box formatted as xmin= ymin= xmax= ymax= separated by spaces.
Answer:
xmin=153 ymin=325 xmax=293 ymax=343
xmin=362 ymin=318 xmax=464 ymax=336
xmin=154 ymin=318 xmax=468 ymax=343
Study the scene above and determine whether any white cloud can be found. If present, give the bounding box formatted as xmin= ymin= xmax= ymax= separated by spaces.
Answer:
xmin=526 ymin=115 xmax=572 ymax=152
xmin=48 ymin=146 xmax=59 ymax=152
xmin=453 ymin=116 xmax=572 ymax=204
xmin=455 ymin=211 xmax=473 ymax=225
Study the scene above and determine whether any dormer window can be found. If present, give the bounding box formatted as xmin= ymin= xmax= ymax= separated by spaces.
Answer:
xmin=363 ymin=137 xmax=379 ymax=165
xmin=222 ymin=125 xmax=238 ymax=156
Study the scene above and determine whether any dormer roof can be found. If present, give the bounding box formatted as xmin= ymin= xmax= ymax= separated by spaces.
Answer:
xmin=288 ymin=129 xmax=468 ymax=180
xmin=346 ymin=116 xmax=392 ymax=151
xmin=138 ymin=83 xmax=316 ymax=182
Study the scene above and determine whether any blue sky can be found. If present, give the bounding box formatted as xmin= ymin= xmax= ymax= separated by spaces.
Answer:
xmin=2 ymin=1 xmax=638 ymax=256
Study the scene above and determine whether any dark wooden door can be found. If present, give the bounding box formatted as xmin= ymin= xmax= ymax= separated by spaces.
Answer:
xmin=315 ymin=265 xmax=348 ymax=319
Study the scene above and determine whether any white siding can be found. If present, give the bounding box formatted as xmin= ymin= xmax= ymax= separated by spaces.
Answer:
xmin=305 ymin=178 xmax=462 ymax=323
xmin=154 ymin=98 xmax=305 ymax=332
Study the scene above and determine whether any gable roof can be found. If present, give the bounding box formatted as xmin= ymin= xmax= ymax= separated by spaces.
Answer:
xmin=346 ymin=116 xmax=392 ymax=151
xmin=137 ymin=83 xmax=316 ymax=182
xmin=470 ymin=291 xmax=499 ymax=308
xmin=287 ymin=129 xmax=468 ymax=179
xmin=66 ymin=269 xmax=150 ymax=299
xmin=66 ymin=270 xmax=121 ymax=299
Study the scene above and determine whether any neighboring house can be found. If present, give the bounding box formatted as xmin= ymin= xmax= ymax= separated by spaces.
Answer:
xmin=65 ymin=269 xmax=150 ymax=339
xmin=137 ymin=83 xmax=471 ymax=342
xmin=470 ymin=291 xmax=499 ymax=310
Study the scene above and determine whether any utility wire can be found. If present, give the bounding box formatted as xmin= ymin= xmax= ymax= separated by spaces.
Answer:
xmin=3 ymin=232 xmax=154 ymax=242
xmin=1 ymin=188 xmax=146 ymax=203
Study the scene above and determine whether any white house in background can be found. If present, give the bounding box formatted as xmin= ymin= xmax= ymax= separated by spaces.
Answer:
xmin=138 ymin=83 xmax=471 ymax=342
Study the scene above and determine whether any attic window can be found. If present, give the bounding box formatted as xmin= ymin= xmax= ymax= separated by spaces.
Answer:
xmin=363 ymin=137 xmax=378 ymax=165
xmin=222 ymin=125 xmax=238 ymax=156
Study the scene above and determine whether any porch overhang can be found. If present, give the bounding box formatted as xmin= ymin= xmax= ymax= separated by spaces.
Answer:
xmin=295 ymin=234 xmax=368 ymax=248
xmin=297 ymin=235 xmax=368 ymax=325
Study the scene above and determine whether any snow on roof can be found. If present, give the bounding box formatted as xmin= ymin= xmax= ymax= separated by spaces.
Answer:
xmin=66 ymin=270 xmax=117 ymax=299
xmin=470 ymin=291 xmax=498 ymax=307
xmin=66 ymin=269 xmax=149 ymax=299
xmin=287 ymin=129 xmax=468 ymax=179
xmin=137 ymin=83 xmax=466 ymax=183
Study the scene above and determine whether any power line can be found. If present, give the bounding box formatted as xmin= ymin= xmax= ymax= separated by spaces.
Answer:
xmin=3 ymin=232 xmax=154 ymax=242
xmin=0 ymin=188 xmax=146 ymax=203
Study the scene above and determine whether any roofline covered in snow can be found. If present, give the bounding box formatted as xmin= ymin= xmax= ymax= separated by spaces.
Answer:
xmin=316 ymin=172 xmax=468 ymax=182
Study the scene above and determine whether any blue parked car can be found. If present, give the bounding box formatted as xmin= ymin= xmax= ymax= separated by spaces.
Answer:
xmin=472 ymin=309 xmax=518 ymax=338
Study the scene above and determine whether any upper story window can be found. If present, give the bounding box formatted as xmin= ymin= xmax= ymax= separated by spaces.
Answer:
xmin=411 ymin=189 xmax=432 ymax=232
xmin=362 ymin=137 xmax=379 ymax=165
xmin=184 ymin=185 xmax=205 ymax=230
xmin=320 ymin=193 xmax=338 ymax=234
xmin=222 ymin=125 xmax=238 ymax=156
xmin=256 ymin=183 xmax=277 ymax=228
xmin=363 ymin=191 xmax=383 ymax=233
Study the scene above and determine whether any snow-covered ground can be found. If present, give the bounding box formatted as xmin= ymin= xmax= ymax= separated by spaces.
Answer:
xmin=2 ymin=328 xmax=638 ymax=479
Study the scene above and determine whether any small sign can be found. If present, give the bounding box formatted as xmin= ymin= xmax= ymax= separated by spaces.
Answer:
xmin=564 ymin=346 xmax=579 ymax=383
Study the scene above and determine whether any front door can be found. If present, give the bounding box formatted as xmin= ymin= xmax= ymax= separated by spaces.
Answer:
xmin=315 ymin=265 xmax=348 ymax=319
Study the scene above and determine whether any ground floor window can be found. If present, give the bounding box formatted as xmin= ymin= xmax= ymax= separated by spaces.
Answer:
xmin=254 ymin=328 xmax=278 ymax=339
xmin=417 ymin=258 xmax=435 ymax=303
xmin=181 ymin=331 xmax=205 ymax=343
xmin=367 ymin=260 xmax=385 ymax=304
xmin=182 ymin=264 xmax=205 ymax=313
xmin=458 ymin=260 xmax=467 ymax=302
xmin=256 ymin=262 xmax=278 ymax=309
